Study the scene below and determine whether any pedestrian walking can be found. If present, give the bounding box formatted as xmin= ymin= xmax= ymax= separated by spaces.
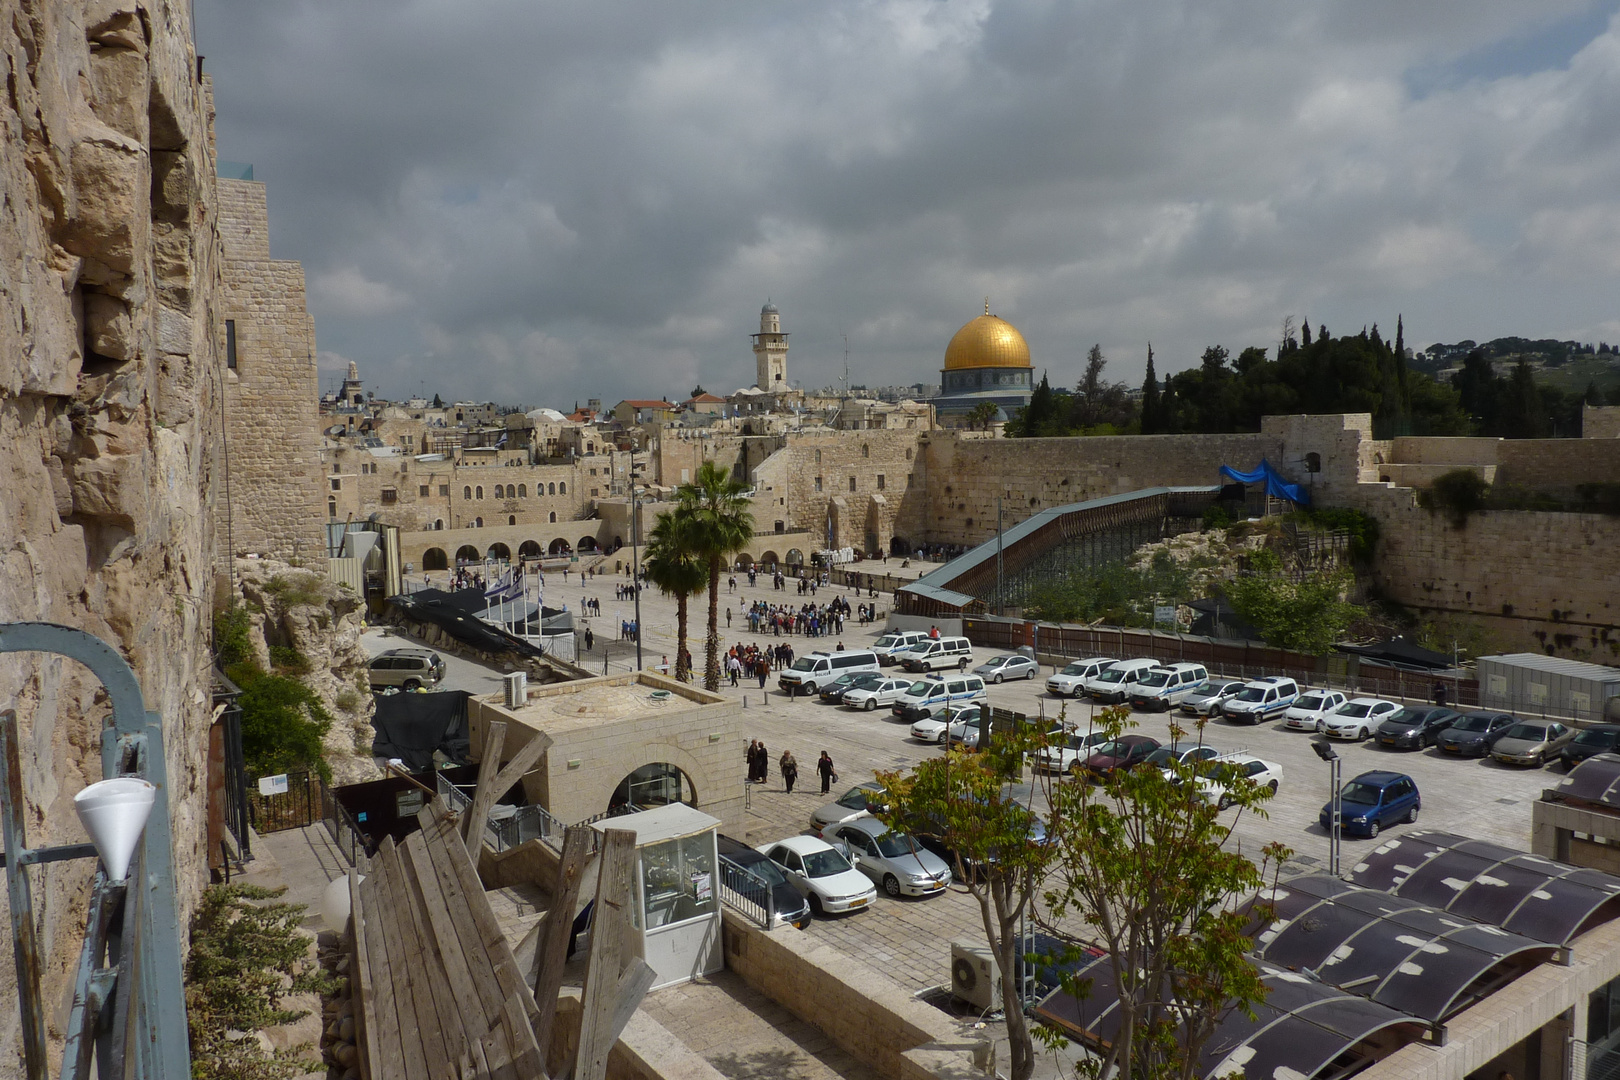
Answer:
xmin=757 ymin=655 xmax=770 ymax=689
xmin=584 ymin=627 xmax=594 ymax=651
xmin=817 ymin=750 xmax=836 ymax=794
xmin=756 ymin=741 xmax=769 ymax=784
xmin=780 ymin=750 xmax=798 ymax=793
xmin=746 ymin=740 xmax=760 ymax=782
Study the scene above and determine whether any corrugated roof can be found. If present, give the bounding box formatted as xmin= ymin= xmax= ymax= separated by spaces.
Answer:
xmin=1478 ymin=653 xmax=1620 ymax=684
xmin=1549 ymin=753 xmax=1620 ymax=808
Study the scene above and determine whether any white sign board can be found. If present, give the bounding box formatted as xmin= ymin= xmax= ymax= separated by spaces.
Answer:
xmin=258 ymin=774 xmax=289 ymax=796
xmin=1154 ymin=605 xmax=1177 ymax=627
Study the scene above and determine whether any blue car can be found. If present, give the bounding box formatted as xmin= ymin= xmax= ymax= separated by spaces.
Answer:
xmin=1318 ymin=770 xmax=1420 ymax=838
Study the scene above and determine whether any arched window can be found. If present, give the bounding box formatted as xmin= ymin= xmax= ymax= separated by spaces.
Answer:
xmin=549 ymin=482 xmax=556 ymax=495
xmin=474 ymin=516 xmax=483 ymax=528
xmin=463 ymin=486 xmax=472 ymax=500
xmin=476 ymin=486 xmax=484 ymax=499
xmin=815 ymin=449 xmax=822 ymax=464
xmin=862 ymin=444 xmax=869 ymax=458
xmin=508 ymin=515 xmax=516 ymax=526
xmin=423 ymin=548 xmax=448 ymax=570
xmin=558 ymin=481 xmax=566 ymax=494
xmin=328 ymin=498 xmax=336 ymax=518
xmin=434 ymin=519 xmax=444 ymax=530
xmin=549 ymin=511 xmax=557 ymax=523
xmin=518 ymin=484 xmax=527 ymax=497
xmin=494 ymin=484 xmax=504 ymax=499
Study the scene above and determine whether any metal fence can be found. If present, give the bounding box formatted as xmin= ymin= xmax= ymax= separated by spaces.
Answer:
xmin=215 ymin=696 xmax=252 ymax=860
xmin=433 ymin=772 xmax=568 ymax=853
xmin=320 ymin=782 xmax=370 ymax=866
xmin=717 ymin=855 xmax=777 ymax=929
xmin=245 ymin=770 xmax=326 ymax=834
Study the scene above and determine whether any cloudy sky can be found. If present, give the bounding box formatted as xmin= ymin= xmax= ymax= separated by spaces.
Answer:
xmin=196 ymin=0 xmax=1620 ymax=407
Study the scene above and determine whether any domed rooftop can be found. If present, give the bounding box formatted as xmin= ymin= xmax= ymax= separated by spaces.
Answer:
xmin=762 ymin=300 xmax=779 ymax=315
xmin=944 ymin=302 xmax=1030 ymax=370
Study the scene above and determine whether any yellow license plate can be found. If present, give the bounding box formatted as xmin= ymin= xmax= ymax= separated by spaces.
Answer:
xmin=848 ymin=897 xmax=867 ymax=908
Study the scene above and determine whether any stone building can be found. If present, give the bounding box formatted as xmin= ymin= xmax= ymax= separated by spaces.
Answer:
xmin=1 ymin=0 xmax=226 ymax=1064
xmin=932 ymin=302 xmax=1036 ymax=424
xmin=215 ymin=173 xmax=325 ymax=564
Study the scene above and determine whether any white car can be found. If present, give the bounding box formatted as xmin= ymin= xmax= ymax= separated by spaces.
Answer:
xmin=1282 ymin=689 xmax=1348 ymax=732
xmin=1321 ymin=698 xmax=1401 ymax=740
xmin=974 ymin=654 xmax=1038 ymax=684
xmin=1198 ymin=757 xmax=1283 ymax=809
xmin=825 ymin=818 xmax=953 ymax=898
xmin=1032 ymin=729 xmax=1113 ymax=775
xmin=757 ymin=835 xmax=877 ymax=915
xmin=911 ymin=704 xmax=983 ymax=744
xmin=1083 ymin=659 xmax=1158 ymax=703
xmin=840 ymin=677 xmax=914 ymax=712
xmin=1046 ymin=657 xmax=1114 ymax=697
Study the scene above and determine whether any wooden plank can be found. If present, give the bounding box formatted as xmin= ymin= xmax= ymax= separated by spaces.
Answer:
xmin=530 ymin=826 xmax=593 ymax=1064
xmin=431 ymin=807 xmax=543 ymax=1020
xmin=501 ymin=993 xmax=546 ymax=1079
xmin=572 ymin=829 xmax=641 ymax=1080
xmin=463 ymin=720 xmax=507 ymax=850
xmin=417 ymin=809 xmax=510 ymax=1022
xmin=348 ymin=871 xmax=383 ymax=1080
xmin=401 ymin=830 xmax=482 ymax=1063
xmin=371 ymin=839 xmax=431 ymax=1080
xmin=377 ymin=839 xmax=455 ymax=1080
xmin=477 ymin=1020 xmax=517 ymax=1080
xmin=484 ymin=729 xmax=552 ymax=813
xmin=358 ymin=859 xmax=408 ymax=1080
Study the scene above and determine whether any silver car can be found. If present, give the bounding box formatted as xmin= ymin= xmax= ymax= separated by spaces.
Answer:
xmin=825 ymin=817 xmax=952 ymax=898
xmin=973 ymin=654 xmax=1038 ymax=683
xmin=1490 ymin=721 xmax=1575 ymax=766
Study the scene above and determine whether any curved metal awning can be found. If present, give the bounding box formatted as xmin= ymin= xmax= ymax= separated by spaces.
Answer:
xmin=1244 ymin=873 xmax=1555 ymax=1021
xmin=1348 ymin=830 xmax=1620 ymax=946
xmin=1034 ymin=953 xmax=1422 ymax=1080
xmin=1551 ymin=753 xmax=1620 ymax=808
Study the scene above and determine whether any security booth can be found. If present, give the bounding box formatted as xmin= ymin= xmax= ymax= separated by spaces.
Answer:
xmin=593 ymin=803 xmax=722 ymax=990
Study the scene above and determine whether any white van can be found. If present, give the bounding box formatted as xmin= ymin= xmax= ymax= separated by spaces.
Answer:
xmin=1046 ymin=657 xmax=1115 ymax=698
xmin=1219 ymin=677 xmax=1301 ymax=725
xmin=1083 ymin=658 xmax=1159 ymax=703
xmin=873 ymin=630 xmax=929 ymax=665
xmin=1125 ymin=663 xmax=1209 ymax=711
xmin=891 ymin=674 xmax=988 ymax=722
xmin=898 ymin=636 xmax=974 ymax=674
xmin=777 ymin=650 xmax=882 ymax=696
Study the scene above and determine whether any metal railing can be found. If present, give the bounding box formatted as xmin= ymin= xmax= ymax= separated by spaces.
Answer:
xmin=320 ymin=783 xmax=370 ymax=866
xmin=434 ymin=772 xmax=569 ymax=852
xmin=717 ymin=854 xmax=777 ymax=929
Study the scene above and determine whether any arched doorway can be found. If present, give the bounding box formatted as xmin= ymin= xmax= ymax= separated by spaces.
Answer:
xmin=609 ymin=762 xmax=696 ymax=815
xmin=734 ymin=554 xmax=754 ymax=570
xmin=455 ymin=544 xmax=480 ymax=565
xmin=889 ymin=536 xmax=912 ymax=557
xmin=487 ymin=542 xmax=511 ymax=561
xmin=577 ymin=536 xmax=600 ymax=552
xmin=518 ymin=540 xmax=542 ymax=560
xmin=785 ymin=548 xmax=805 ymax=567
xmin=423 ymin=548 xmax=448 ymax=571
xmin=759 ymin=550 xmax=780 ymax=571
xmin=549 ymin=538 xmax=572 ymax=555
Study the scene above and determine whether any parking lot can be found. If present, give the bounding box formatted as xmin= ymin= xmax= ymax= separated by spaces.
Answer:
xmin=379 ymin=570 xmax=1565 ymax=998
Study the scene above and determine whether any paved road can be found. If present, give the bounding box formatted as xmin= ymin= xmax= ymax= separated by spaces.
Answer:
xmin=366 ymin=569 xmax=1563 ymax=1000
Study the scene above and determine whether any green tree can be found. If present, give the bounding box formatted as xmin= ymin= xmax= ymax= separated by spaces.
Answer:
xmin=643 ymin=510 xmax=707 ymax=681
xmin=967 ymin=400 xmax=1000 ymax=432
xmin=876 ymin=735 xmax=1058 ymax=1080
xmin=1140 ymin=346 xmax=1160 ymax=434
xmin=1009 ymin=371 xmax=1062 ymax=437
xmin=1038 ymin=707 xmax=1291 ymax=1080
xmin=676 ymin=461 xmax=755 ymax=690
xmin=1221 ymin=549 xmax=1362 ymax=654
xmin=232 ymin=669 xmax=334 ymax=781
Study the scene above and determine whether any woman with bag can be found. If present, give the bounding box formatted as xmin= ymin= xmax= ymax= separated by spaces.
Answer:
xmin=817 ymin=751 xmax=836 ymax=794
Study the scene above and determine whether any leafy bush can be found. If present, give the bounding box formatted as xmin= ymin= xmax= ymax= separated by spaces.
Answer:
xmin=262 ymin=572 xmax=326 ymax=609
xmin=214 ymin=603 xmax=254 ymax=670
xmin=268 ymin=645 xmax=310 ymax=675
xmin=229 ymin=666 xmax=333 ymax=782
xmin=1023 ymin=552 xmax=1193 ymax=626
xmin=1201 ymin=505 xmax=1234 ymax=531
xmin=1288 ymin=506 xmax=1380 ymax=563
xmin=1222 ymin=549 xmax=1363 ymax=654
xmin=187 ymin=883 xmax=333 ymax=1080
xmin=1417 ymin=469 xmax=1490 ymax=528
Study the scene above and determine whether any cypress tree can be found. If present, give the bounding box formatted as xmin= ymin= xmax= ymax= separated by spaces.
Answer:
xmin=1301 ymin=319 xmax=1312 ymax=346
xmin=1141 ymin=345 xmax=1160 ymax=434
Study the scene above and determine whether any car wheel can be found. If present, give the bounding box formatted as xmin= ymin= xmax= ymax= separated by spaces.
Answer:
xmin=1367 ymin=820 xmax=1380 ymax=838
xmin=994 ymin=674 xmax=1004 ymax=684
xmin=883 ymin=874 xmax=902 ymax=898
xmin=1217 ymin=793 xmax=1233 ymax=810
xmin=809 ymin=895 xmax=824 ymax=917
xmin=1025 ymin=669 xmax=1035 ymax=680
xmin=1359 ymin=726 xmax=1369 ymax=740
xmin=1405 ymin=805 xmax=1419 ymax=824
xmin=1316 ymin=719 xmax=1325 ymax=734
xmin=959 ymin=659 xmax=968 ymax=670
xmin=1209 ymin=704 xmax=1222 ymax=717
xmin=404 ymin=679 xmax=422 ymax=692
xmin=864 ymin=699 xmax=875 ymax=711
xmin=1268 ymin=780 xmax=1279 ymax=794
xmin=803 ymin=683 xmax=816 ymax=696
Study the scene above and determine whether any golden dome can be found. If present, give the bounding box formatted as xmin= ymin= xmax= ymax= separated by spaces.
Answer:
xmin=943 ymin=303 xmax=1031 ymax=370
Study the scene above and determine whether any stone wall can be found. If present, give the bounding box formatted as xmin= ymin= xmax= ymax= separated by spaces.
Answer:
xmin=750 ymin=429 xmax=929 ymax=553
xmin=1585 ymin=405 xmax=1620 ymax=438
xmin=0 ymin=0 xmax=223 ymax=1067
xmin=1495 ymin=438 xmax=1620 ymax=494
xmin=218 ymin=177 xmax=324 ymax=563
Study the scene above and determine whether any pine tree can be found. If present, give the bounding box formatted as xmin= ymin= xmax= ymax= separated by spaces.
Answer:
xmin=1140 ymin=345 xmax=1160 ymax=434
xmin=1301 ymin=319 xmax=1312 ymax=347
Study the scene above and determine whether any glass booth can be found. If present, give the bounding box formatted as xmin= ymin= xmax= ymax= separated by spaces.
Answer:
xmin=592 ymin=803 xmax=722 ymax=990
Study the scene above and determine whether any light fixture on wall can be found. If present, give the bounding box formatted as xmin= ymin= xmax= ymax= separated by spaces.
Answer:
xmin=72 ymin=777 xmax=156 ymax=882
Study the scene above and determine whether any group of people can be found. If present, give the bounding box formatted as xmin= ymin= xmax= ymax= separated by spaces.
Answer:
xmin=721 ymin=642 xmax=786 ymax=687
xmin=745 ymin=742 xmax=838 ymax=794
xmin=740 ymin=598 xmax=855 ymax=638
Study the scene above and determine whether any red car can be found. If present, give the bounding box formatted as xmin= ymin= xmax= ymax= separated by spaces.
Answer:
xmin=1074 ymin=735 xmax=1161 ymax=779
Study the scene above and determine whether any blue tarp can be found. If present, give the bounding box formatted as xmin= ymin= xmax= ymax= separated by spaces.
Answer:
xmin=1219 ymin=458 xmax=1310 ymax=506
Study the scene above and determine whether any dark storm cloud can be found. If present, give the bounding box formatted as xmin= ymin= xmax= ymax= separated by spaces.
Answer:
xmin=197 ymin=0 xmax=1620 ymax=405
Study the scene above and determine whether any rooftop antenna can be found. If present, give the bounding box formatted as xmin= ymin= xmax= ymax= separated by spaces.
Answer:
xmin=842 ymin=334 xmax=850 ymax=398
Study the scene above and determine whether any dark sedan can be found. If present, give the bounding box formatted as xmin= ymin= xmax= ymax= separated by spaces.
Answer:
xmin=819 ymin=672 xmax=883 ymax=704
xmin=1375 ymin=706 xmax=1461 ymax=750
xmin=1436 ymin=711 xmax=1517 ymax=757
xmin=716 ymin=834 xmax=812 ymax=928
xmin=1076 ymin=735 xmax=1161 ymax=779
xmin=1559 ymin=725 xmax=1620 ymax=771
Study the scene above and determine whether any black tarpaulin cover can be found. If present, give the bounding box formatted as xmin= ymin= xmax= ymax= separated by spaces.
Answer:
xmin=370 ymin=689 xmax=471 ymax=770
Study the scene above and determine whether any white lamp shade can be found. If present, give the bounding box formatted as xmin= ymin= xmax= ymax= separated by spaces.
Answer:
xmin=73 ymin=777 xmax=156 ymax=882
xmin=321 ymin=874 xmax=364 ymax=932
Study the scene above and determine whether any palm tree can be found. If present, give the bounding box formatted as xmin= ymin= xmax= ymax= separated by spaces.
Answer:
xmin=642 ymin=510 xmax=706 ymax=681
xmin=676 ymin=461 xmax=755 ymax=690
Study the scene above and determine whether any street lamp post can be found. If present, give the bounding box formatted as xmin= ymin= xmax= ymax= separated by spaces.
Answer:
xmin=630 ymin=466 xmax=644 ymax=672
xmin=1312 ymin=740 xmax=1342 ymax=876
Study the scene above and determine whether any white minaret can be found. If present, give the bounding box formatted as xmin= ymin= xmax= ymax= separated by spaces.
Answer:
xmin=751 ymin=301 xmax=789 ymax=391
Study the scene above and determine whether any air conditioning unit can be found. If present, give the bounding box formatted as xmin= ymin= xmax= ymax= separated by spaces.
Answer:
xmin=951 ymin=939 xmax=1001 ymax=1011
xmin=504 ymin=671 xmax=527 ymax=708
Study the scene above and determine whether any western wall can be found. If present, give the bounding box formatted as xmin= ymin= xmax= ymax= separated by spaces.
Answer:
xmin=1 ymin=0 xmax=223 ymax=1066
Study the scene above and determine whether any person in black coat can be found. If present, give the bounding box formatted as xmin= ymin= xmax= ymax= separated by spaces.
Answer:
xmin=817 ymin=751 xmax=835 ymax=794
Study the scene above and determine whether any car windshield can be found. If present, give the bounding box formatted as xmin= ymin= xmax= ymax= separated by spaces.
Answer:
xmin=803 ymin=848 xmax=854 ymax=877
xmin=1232 ymin=686 xmax=1268 ymax=702
xmin=1341 ymin=781 xmax=1387 ymax=805
xmin=837 ymin=786 xmax=876 ymax=810
xmin=1096 ymin=669 xmax=1129 ymax=684
xmin=1383 ymin=708 xmax=1425 ymax=725
xmin=1503 ymin=724 xmax=1547 ymax=740
xmin=1061 ymin=663 xmax=1089 ymax=675
xmin=1336 ymin=703 xmax=1374 ymax=718
xmin=1138 ymin=671 xmax=1172 ymax=687
xmin=1575 ymin=730 xmax=1618 ymax=747
xmin=986 ymin=657 xmax=1010 ymax=667
xmin=850 ymin=674 xmax=883 ymax=689
xmin=1090 ymin=740 xmax=1128 ymax=757
xmin=1298 ymin=694 xmax=1328 ymax=710
xmin=874 ymin=831 xmax=920 ymax=858
xmin=875 ymin=635 xmax=901 ymax=648
xmin=1145 ymin=748 xmax=1184 ymax=766
xmin=789 ymin=657 xmax=818 ymax=672
xmin=907 ymin=681 xmax=933 ymax=694
xmin=1453 ymin=715 xmax=1493 ymax=732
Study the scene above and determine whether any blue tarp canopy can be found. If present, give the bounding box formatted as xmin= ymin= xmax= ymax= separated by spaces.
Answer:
xmin=1219 ymin=458 xmax=1310 ymax=506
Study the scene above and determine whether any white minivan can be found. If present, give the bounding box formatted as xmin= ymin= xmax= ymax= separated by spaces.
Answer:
xmin=778 ymin=650 xmax=882 ymax=696
xmin=1084 ymin=658 xmax=1158 ymax=703
xmin=1219 ymin=677 xmax=1301 ymax=724
xmin=892 ymin=674 xmax=988 ymax=722
xmin=1125 ymin=663 xmax=1209 ymax=711
xmin=873 ymin=630 xmax=930 ymax=665
xmin=898 ymin=636 xmax=974 ymax=674
xmin=1046 ymin=657 xmax=1115 ymax=698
